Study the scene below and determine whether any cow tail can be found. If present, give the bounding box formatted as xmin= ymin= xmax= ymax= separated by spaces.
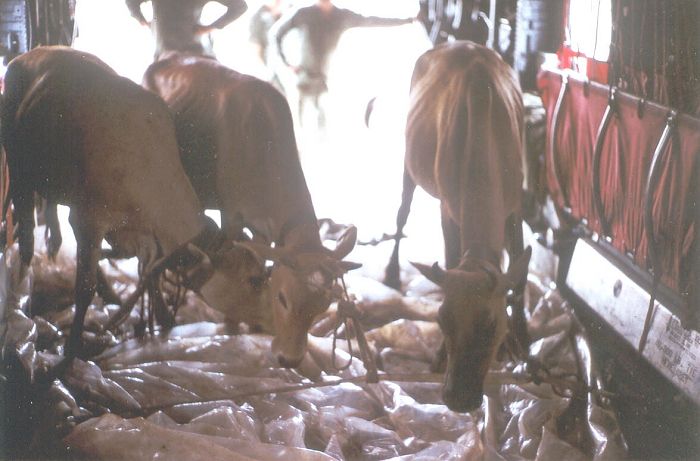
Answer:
xmin=0 ymin=91 xmax=11 ymax=250
xmin=2 ymin=60 xmax=35 ymax=264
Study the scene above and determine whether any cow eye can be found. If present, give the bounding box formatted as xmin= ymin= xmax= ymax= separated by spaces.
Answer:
xmin=249 ymin=275 xmax=266 ymax=291
xmin=278 ymin=292 xmax=289 ymax=310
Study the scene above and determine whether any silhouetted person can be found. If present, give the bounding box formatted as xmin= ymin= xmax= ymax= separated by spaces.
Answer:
xmin=249 ymin=0 xmax=287 ymax=92
xmin=417 ymin=0 xmax=489 ymax=46
xmin=275 ymin=0 xmax=412 ymax=127
xmin=126 ymin=0 xmax=248 ymax=59
xmin=250 ymin=0 xmax=286 ymax=63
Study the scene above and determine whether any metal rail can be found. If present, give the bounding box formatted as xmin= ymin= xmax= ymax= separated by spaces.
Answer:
xmin=548 ymin=73 xmax=570 ymax=211
xmin=592 ymin=88 xmax=617 ymax=238
xmin=638 ymin=110 xmax=677 ymax=353
xmin=643 ymin=111 xmax=677 ymax=276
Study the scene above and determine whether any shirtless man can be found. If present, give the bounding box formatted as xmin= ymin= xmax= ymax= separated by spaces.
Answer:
xmin=126 ymin=0 xmax=248 ymax=59
xmin=249 ymin=0 xmax=287 ymax=91
xmin=249 ymin=0 xmax=286 ymax=63
xmin=275 ymin=0 xmax=412 ymax=127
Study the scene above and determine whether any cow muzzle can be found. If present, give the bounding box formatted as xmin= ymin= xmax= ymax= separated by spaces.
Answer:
xmin=276 ymin=354 xmax=304 ymax=368
xmin=442 ymin=367 xmax=485 ymax=413
xmin=272 ymin=336 xmax=306 ymax=369
xmin=442 ymin=387 xmax=484 ymax=413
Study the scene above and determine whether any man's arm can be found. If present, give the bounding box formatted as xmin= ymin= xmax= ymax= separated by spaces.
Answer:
xmin=205 ymin=0 xmax=248 ymax=30
xmin=249 ymin=7 xmax=266 ymax=44
xmin=274 ymin=11 xmax=299 ymax=67
xmin=342 ymin=9 xmax=413 ymax=29
xmin=125 ymin=0 xmax=149 ymax=25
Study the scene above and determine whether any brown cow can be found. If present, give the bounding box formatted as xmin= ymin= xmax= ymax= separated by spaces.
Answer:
xmin=143 ymin=54 xmax=359 ymax=368
xmin=1 ymin=47 xmax=268 ymax=357
xmin=385 ymin=41 xmax=531 ymax=412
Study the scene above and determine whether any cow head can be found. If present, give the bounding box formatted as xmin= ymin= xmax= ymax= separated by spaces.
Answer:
xmin=181 ymin=243 xmax=272 ymax=331
xmin=239 ymin=225 xmax=360 ymax=368
xmin=412 ymin=247 xmax=531 ymax=412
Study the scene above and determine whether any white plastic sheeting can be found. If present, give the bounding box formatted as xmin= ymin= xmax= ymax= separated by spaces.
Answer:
xmin=0 ymin=228 xmax=627 ymax=460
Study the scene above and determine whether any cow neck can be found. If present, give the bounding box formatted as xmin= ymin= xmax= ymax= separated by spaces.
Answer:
xmin=189 ymin=217 xmax=226 ymax=257
xmin=459 ymin=244 xmax=502 ymax=286
xmin=277 ymin=217 xmax=323 ymax=253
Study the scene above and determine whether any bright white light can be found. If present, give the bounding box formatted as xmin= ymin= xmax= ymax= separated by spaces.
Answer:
xmin=567 ymin=0 xmax=612 ymax=62
xmin=70 ymin=1 xmax=443 ymax=269
xmin=72 ymin=0 xmax=154 ymax=82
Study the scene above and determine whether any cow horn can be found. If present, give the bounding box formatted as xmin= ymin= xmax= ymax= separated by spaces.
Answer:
xmin=236 ymin=240 xmax=295 ymax=267
xmin=411 ymin=261 xmax=446 ymax=287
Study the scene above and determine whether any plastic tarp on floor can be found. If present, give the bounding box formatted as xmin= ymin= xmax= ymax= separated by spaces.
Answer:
xmin=0 ymin=226 xmax=627 ymax=460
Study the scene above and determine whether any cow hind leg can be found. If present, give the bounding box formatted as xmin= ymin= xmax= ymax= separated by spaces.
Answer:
xmin=13 ymin=187 xmax=35 ymax=271
xmin=384 ymin=168 xmax=416 ymax=290
xmin=65 ymin=213 xmax=102 ymax=358
xmin=96 ymin=265 xmax=122 ymax=306
xmin=432 ymin=205 xmax=454 ymax=373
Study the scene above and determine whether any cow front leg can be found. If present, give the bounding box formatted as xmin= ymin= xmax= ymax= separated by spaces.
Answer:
xmin=440 ymin=204 xmax=460 ymax=270
xmin=384 ymin=168 xmax=416 ymax=290
xmin=505 ymin=213 xmax=530 ymax=360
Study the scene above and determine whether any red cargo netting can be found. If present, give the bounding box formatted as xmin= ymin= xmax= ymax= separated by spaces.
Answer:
xmin=539 ymin=68 xmax=699 ymax=294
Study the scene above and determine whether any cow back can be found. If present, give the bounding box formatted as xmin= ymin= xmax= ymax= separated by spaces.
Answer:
xmin=2 ymin=46 xmax=205 ymax=254
xmin=143 ymin=54 xmax=318 ymax=245
xmin=405 ymin=41 xmax=524 ymax=254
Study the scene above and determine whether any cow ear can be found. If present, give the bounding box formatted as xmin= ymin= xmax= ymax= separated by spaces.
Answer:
xmin=411 ymin=261 xmax=446 ymax=287
xmin=331 ymin=225 xmax=357 ymax=260
xmin=506 ymin=246 xmax=531 ymax=285
xmin=495 ymin=246 xmax=531 ymax=294
xmin=337 ymin=260 xmax=362 ymax=273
